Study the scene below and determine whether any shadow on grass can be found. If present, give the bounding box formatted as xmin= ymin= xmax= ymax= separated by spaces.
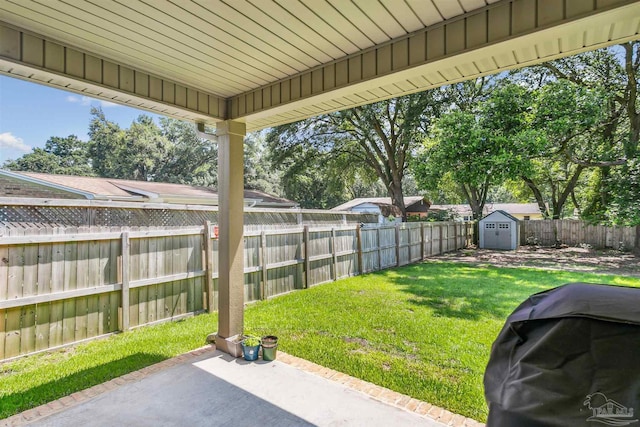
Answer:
xmin=0 ymin=352 xmax=168 ymax=420
xmin=385 ymin=262 xmax=555 ymax=321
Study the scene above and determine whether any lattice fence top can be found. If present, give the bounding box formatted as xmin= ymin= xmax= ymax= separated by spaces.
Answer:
xmin=0 ymin=199 xmax=377 ymax=232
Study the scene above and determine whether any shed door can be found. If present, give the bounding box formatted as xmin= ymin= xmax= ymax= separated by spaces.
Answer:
xmin=484 ymin=222 xmax=512 ymax=250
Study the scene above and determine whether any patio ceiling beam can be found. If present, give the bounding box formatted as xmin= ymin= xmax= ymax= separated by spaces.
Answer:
xmin=231 ymin=0 xmax=640 ymax=131
xmin=0 ymin=21 xmax=226 ymax=125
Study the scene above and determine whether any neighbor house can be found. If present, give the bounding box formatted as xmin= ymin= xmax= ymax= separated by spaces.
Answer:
xmin=428 ymin=203 xmax=544 ymax=221
xmin=0 ymin=170 xmax=298 ymax=208
xmin=331 ymin=196 xmax=430 ymax=223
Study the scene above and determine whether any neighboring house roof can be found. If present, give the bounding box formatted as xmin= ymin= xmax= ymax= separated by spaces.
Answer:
xmin=429 ymin=203 xmax=542 ymax=216
xmin=428 ymin=204 xmax=473 ymax=215
xmin=371 ymin=203 xmax=403 ymax=218
xmin=242 ymin=189 xmax=299 ymax=208
xmin=331 ymin=196 xmax=428 ymax=212
xmin=485 ymin=203 xmax=542 ymax=215
xmin=0 ymin=170 xmax=297 ymax=207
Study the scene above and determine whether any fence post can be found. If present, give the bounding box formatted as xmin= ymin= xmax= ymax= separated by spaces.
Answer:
xmin=331 ymin=227 xmax=338 ymax=281
xmin=356 ymin=224 xmax=363 ymax=275
xmin=420 ymin=223 xmax=425 ymax=260
xmin=430 ymin=224 xmax=435 ymax=256
xmin=453 ymin=222 xmax=458 ymax=249
xmin=260 ymin=231 xmax=267 ymax=299
xmin=121 ymin=231 xmax=130 ymax=331
xmin=395 ymin=224 xmax=401 ymax=267
xmin=467 ymin=222 xmax=475 ymax=246
xmin=439 ymin=223 xmax=444 ymax=255
xmin=406 ymin=224 xmax=411 ymax=263
xmin=377 ymin=227 xmax=382 ymax=270
xmin=203 ymin=222 xmax=215 ymax=312
xmin=303 ymin=226 xmax=310 ymax=288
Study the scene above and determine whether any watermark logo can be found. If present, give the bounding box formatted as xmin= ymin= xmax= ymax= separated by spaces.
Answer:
xmin=584 ymin=392 xmax=638 ymax=426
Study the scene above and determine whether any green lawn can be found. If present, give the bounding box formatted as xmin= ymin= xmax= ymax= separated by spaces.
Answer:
xmin=0 ymin=313 xmax=219 ymax=419
xmin=1 ymin=261 xmax=638 ymax=421
xmin=244 ymin=262 xmax=640 ymax=421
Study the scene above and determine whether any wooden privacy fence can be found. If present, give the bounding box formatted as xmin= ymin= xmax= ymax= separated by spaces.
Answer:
xmin=0 ymin=221 xmax=472 ymax=360
xmin=520 ymin=220 xmax=639 ymax=251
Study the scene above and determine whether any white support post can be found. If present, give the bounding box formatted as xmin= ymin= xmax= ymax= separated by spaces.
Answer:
xmin=214 ymin=120 xmax=246 ymax=354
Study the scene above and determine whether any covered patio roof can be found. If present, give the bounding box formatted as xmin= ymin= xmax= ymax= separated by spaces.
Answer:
xmin=1 ymin=0 xmax=639 ymax=357
xmin=1 ymin=0 xmax=639 ymax=131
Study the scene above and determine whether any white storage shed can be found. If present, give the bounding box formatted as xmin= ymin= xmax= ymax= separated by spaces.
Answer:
xmin=479 ymin=210 xmax=519 ymax=250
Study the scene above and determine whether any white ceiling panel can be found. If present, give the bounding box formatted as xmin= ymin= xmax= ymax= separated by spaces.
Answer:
xmin=1 ymin=0 xmax=638 ymax=131
xmin=381 ymin=0 xmax=424 ymax=33
xmin=273 ymin=0 xmax=358 ymax=55
xmin=405 ymin=0 xmax=445 ymax=26
xmin=299 ymin=0 xmax=372 ymax=51
xmin=352 ymin=0 xmax=406 ymax=39
xmin=327 ymin=0 xmax=389 ymax=44
xmin=432 ymin=0 xmax=465 ymax=19
xmin=459 ymin=0 xmax=490 ymax=13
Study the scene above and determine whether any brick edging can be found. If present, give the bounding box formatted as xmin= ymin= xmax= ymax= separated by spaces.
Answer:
xmin=277 ymin=351 xmax=485 ymax=427
xmin=0 ymin=345 xmax=218 ymax=427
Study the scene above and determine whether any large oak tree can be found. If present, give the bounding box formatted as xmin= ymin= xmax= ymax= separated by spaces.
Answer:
xmin=267 ymin=91 xmax=447 ymax=219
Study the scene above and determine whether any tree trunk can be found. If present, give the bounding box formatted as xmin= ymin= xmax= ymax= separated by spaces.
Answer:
xmin=552 ymin=165 xmax=585 ymax=219
xmin=459 ymin=184 xmax=479 ymax=220
xmin=388 ymin=178 xmax=407 ymax=221
xmin=522 ymin=176 xmax=549 ymax=218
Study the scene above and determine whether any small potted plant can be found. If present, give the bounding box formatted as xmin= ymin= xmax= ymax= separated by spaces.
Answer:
xmin=241 ymin=336 xmax=261 ymax=361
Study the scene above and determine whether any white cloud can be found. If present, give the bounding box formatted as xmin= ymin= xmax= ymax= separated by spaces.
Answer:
xmin=66 ymin=95 xmax=119 ymax=108
xmin=0 ymin=132 xmax=31 ymax=153
xmin=98 ymin=99 xmax=119 ymax=108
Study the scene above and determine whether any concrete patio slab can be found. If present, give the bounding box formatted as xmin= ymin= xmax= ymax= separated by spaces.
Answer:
xmin=4 ymin=346 xmax=479 ymax=427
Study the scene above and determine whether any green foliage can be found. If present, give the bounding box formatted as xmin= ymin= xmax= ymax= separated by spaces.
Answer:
xmin=589 ymin=160 xmax=640 ymax=226
xmin=9 ymin=108 xmax=218 ymax=188
xmin=413 ymin=80 xmax=534 ymax=219
xmin=3 ymin=135 xmax=93 ymax=176
xmin=156 ymin=118 xmax=217 ymax=186
xmin=244 ymin=131 xmax=280 ymax=195
xmin=242 ymin=336 xmax=260 ymax=347
xmin=87 ymin=107 xmax=125 ymax=178
xmin=119 ymin=115 xmax=171 ymax=181
xmin=524 ymin=42 xmax=640 ymax=223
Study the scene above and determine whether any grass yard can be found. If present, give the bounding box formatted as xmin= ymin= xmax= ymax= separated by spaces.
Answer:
xmin=244 ymin=262 xmax=640 ymax=421
xmin=1 ymin=261 xmax=638 ymax=421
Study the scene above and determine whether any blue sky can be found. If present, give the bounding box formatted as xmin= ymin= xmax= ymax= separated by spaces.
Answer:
xmin=0 ymin=75 xmax=162 ymax=164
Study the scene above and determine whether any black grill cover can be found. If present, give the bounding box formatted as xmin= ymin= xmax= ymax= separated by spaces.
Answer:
xmin=484 ymin=283 xmax=640 ymax=427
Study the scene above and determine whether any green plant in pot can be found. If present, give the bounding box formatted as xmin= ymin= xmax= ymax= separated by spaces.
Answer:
xmin=241 ymin=336 xmax=261 ymax=361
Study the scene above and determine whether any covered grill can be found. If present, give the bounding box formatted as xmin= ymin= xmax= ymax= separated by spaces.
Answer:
xmin=484 ymin=283 xmax=640 ymax=426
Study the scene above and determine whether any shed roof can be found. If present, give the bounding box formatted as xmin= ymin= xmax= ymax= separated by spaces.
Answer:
xmin=480 ymin=210 xmax=520 ymax=223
